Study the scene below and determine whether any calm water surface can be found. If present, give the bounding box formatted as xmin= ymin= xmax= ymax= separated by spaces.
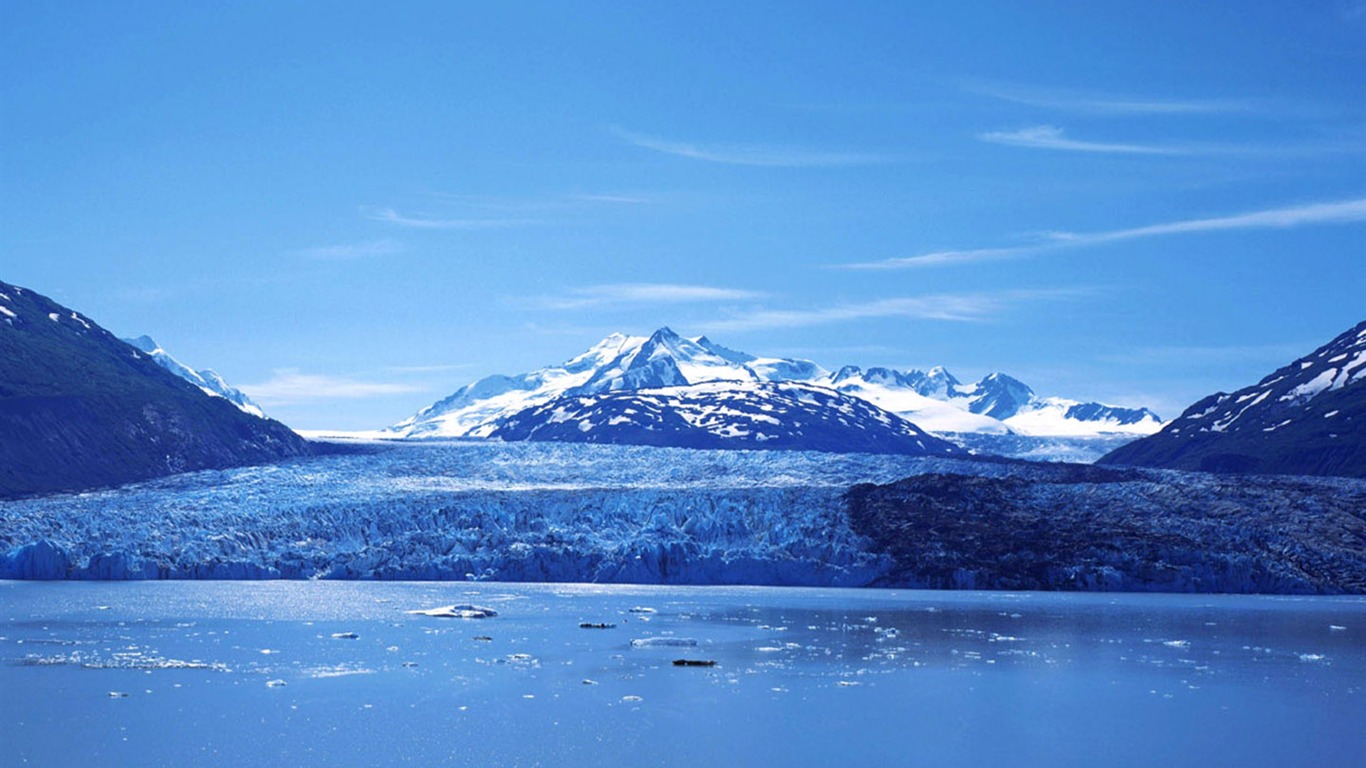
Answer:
xmin=1 ymin=581 xmax=1363 ymax=767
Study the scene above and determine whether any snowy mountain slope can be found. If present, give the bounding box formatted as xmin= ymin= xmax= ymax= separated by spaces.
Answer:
xmin=389 ymin=332 xmax=646 ymax=438
xmin=945 ymin=372 xmax=1161 ymax=436
xmin=0 ymin=280 xmax=310 ymax=499
xmin=1100 ymin=320 xmax=1366 ymax=477
xmin=825 ymin=366 xmax=1010 ymax=434
xmin=571 ymin=327 xmax=757 ymax=393
xmin=391 ymin=327 xmax=1163 ymax=442
xmin=124 ymin=336 xmax=265 ymax=418
xmin=1002 ymin=398 xmax=1163 ymax=437
xmin=486 ymin=381 xmax=964 ymax=456
xmin=389 ymin=328 xmax=829 ymax=438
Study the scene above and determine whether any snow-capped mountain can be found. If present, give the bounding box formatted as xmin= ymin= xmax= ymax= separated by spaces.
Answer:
xmin=487 ymin=380 xmax=963 ymax=456
xmin=124 ymin=336 xmax=265 ymax=418
xmin=389 ymin=328 xmax=830 ymax=438
xmin=828 ymin=365 xmax=1160 ymax=437
xmin=825 ymin=366 xmax=1010 ymax=434
xmin=390 ymin=327 xmax=1163 ymax=443
xmin=1100 ymin=320 xmax=1366 ymax=478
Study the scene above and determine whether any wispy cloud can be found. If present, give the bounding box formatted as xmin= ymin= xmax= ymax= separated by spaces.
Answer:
xmin=979 ymin=125 xmax=1185 ymax=154
xmin=363 ymin=192 xmax=649 ymax=230
xmin=566 ymin=193 xmax=652 ymax=205
xmin=241 ymin=369 xmax=425 ymax=406
xmin=967 ymin=81 xmax=1246 ymax=115
xmin=613 ymin=127 xmax=890 ymax=167
xmin=294 ymin=239 xmax=403 ymax=260
xmin=363 ymin=206 xmax=533 ymax=230
xmin=697 ymin=289 xmax=1083 ymax=333
xmin=533 ymin=282 xmax=765 ymax=310
xmin=846 ymin=196 xmax=1366 ymax=269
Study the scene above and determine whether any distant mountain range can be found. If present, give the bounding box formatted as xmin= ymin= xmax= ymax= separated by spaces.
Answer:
xmin=390 ymin=328 xmax=1163 ymax=448
xmin=124 ymin=335 xmax=265 ymax=418
xmin=1101 ymin=320 xmax=1366 ymax=478
xmin=0 ymin=281 xmax=310 ymax=498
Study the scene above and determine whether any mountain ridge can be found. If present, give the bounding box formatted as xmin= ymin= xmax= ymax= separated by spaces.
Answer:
xmin=0 ymin=280 xmax=311 ymax=499
xmin=1099 ymin=320 xmax=1366 ymax=478
xmin=123 ymin=335 xmax=266 ymax=418
xmin=390 ymin=328 xmax=1164 ymax=442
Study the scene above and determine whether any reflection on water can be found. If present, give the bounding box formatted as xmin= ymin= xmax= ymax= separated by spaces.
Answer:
xmin=1 ymin=581 xmax=1363 ymax=767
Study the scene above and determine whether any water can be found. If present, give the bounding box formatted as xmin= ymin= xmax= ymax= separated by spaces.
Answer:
xmin=2 ymin=581 xmax=1363 ymax=767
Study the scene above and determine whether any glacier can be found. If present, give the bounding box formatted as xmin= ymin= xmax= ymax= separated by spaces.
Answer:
xmin=2 ymin=440 xmax=1362 ymax=592
xmin=0 ymin=441 xmax=984 ymax=583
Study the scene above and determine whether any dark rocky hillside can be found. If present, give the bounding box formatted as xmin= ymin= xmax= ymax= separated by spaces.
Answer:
xmin=1099 ymin=320 xmax=1366 ymax=478
xmin=0 ymin=280 xmax=311 ymax=498
xmin=846 ymin=464 xmax=1366 ymax=593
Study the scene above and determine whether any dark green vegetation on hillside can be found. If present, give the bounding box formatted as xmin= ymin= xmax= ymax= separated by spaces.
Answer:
xmin=0 ymin=280 xmax=311 ymax=498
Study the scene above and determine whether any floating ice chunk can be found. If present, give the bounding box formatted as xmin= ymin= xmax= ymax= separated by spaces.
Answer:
xmin=630 ymin=637 xmax=698 ymax=648
xmin=408 ymin=604 xmax=498 ymax=619
xmin=306 ymin=664 xmax=374 ymax=678
xmin=331 ymin=632 xmax=360 ymax=640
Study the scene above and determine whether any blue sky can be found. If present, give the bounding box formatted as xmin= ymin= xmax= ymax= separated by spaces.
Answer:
xmin=3 ymin=1 xmax=1363 ymax=429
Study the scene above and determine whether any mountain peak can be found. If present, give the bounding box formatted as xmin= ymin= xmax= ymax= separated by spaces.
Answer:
xmin=832 ymin=365 xmax=863 ymax=384
xmin=128 ymin=335 xmax=160 ymax=353
xmin=965 ymin=373 xmax=1036 ymax=420
xmin=119 ymin=335 xmax=267 ymax=418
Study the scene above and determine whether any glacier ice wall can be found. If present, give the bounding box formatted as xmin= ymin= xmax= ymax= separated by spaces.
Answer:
xmin=0 ymin=442 xmax=982 ymax=584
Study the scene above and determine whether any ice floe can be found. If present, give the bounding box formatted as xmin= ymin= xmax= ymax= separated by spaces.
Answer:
xmin=407 ymin=604 xmax=499 ymax=619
